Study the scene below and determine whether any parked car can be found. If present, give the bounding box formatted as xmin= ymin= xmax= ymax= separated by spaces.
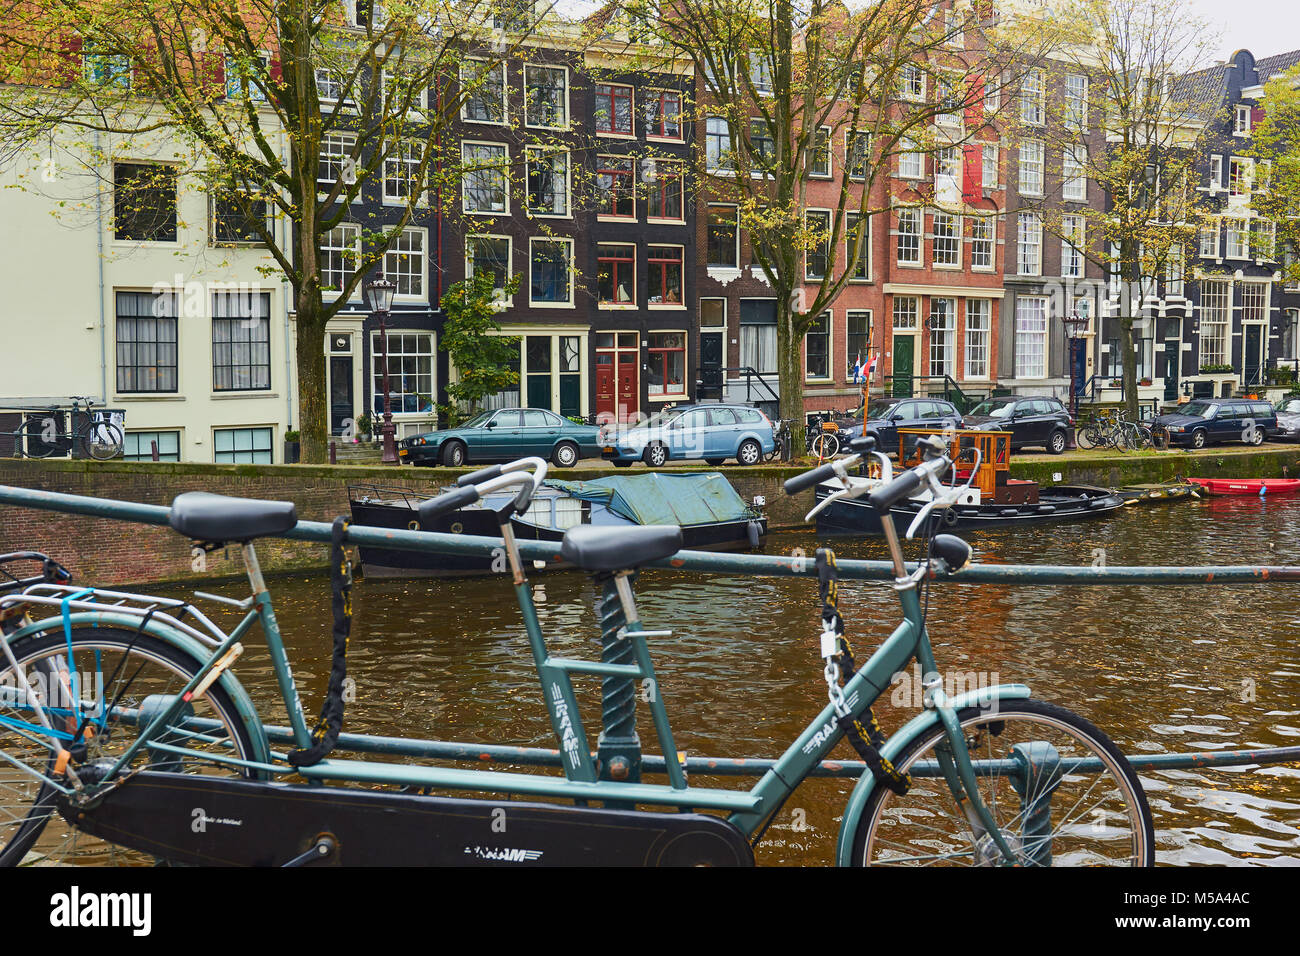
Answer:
xmin=1149 ymin=398 xmax=1277 ymax=449
xmin=399 ymin=409 xmax=602 ymax=467
xmin=599 ymin=404 xmax=775 ymax=467
xmin=840 ymin=397 xmax=963 ymax=455
xmin=1274 ymin=397 xmax=1300 ymax=441
xmin=963 ymin=396 xmax=1074 ymax=454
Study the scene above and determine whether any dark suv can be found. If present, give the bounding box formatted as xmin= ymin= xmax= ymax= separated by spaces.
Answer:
xmin=1150 ymin=398 xmax=1277 ymax=449
xmin=964 ymin=396 xmax=1074 ymax=454
xmin=840 ymin=397 xmax=963 ymax=454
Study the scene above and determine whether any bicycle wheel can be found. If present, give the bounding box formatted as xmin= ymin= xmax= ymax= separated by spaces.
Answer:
xmin=0 ymin=626 xmax=258 ymax=866
xmin=1133 ymin=425 xmax=1154 ymax=451
xmin=1074 ymin=426 xmax=1097 ymax=450
xmin=852 ymin=699 xmax=1154 ymax=867
xmin=18 ymin=418 xmax=59 ymax=459
xmin=811 ymin=433 xmax=840 ymax=459
xmin=82 ymin=422 xmax=124 ymax=461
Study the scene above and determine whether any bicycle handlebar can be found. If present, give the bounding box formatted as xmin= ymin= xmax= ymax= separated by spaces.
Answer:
xmin=783 ymin=462 xmax=840 ymax=495
xmin=421 ymin=457 xmax=548 ymax=524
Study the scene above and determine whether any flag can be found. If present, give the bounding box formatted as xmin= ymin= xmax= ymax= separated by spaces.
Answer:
xmin=852 ymin=352 xmax=863 ymax=384
xmin=866 ymin=353 xmax=878 ymax=377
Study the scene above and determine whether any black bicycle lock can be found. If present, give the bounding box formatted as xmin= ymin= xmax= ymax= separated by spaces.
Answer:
xmin=815 ymin=549 xmax=911 ymax=796
xmin=287 ymin=517 xmax=352 ymax=768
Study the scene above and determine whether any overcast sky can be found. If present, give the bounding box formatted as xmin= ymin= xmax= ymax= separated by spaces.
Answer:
xmin=1185 ymin=0 xmax=1300 ymax=63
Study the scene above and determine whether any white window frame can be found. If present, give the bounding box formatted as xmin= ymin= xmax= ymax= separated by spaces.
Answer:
xmin=1020 ymin=69 xmax=1044 ymax=125
xmin=1234 ymin=104 xmax=1251 ymax=137
xmin=382 ymin=139 xmax=427 ymax=206
xmin=525 ymin=146 xmax=571 ymax=218
xmin=901 ymin=64 xmax=926 ymax=102
xmin=896 ymin=208 xmax=922 ymax=266
xmin=1225 ymin=218 xmax=1250 ymax=259
xmin=805 ymin=208 xmax=832 ymax=281
xmin=321 ymin=223 xmax=361 ymax=300
xmin=1065 ymin=73 xmax=1089 ymax=130
xmin=1209 ymin=155 xmax=1223 ymax=192
xmin=969 ymin=216 xmax=995 ymax=271
xmin=1014 ymin=296 xmax=1048 ymax=379
xmin=981 ymin=145 xmax=998 ymax=189
xmin=928 ymin=298 xmax=956 ymax=377
xmin=804 ymin=311 xmax=832 ymax=382
xmin=465 ymin=233 xmax=513 ymax=307
xmin=846 ymin=212 xmax=871 ymax=281
xmin=1199 ymin=279 xmax=1231 ymax=366
xmin=1062 ymin=145 xmax=1087 ymax=202
xmin=707 ymin=203 xmax=740 ymax=270
xmin=899 ymin=139 xmax=924 ymax=180
xmin=1017 ymin=212 xmax=1042 ymax=276
xmin=933 ymin=212 xmax=962 ymax=268
xmin=964 ymin=298 xmax=990 ymax=380
xmin=1018 ymin=140 xmax=1044 ymax=197
xmin=523 ymin=62 xmax=569 ymax=130
xmin=384 ymin=226 xmax=428 ymax=302
xmin=529 ymin=236 xmax=576 ymax=308
xmin=809 ymin=126 xmax=833 ymax=178
xmin=461 ymin=140 xmax=510 ymax=216
xmin=1061 ymin=214 xmax=1085 ymax=278
xmin=460 ymin=59 xmax=507 ymax=126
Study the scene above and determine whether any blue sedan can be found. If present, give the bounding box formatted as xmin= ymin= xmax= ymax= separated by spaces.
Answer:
xmin=399 ymin=408 xmax=602 ymax=467
xmin=599 ymin=404 xmax=776 ymax=467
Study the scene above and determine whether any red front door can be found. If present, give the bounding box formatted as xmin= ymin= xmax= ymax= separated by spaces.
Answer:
xmin=617 ymin=352 xmax=638 ymax=422
xmin=595 ymin=353 xmax=616 ymax=423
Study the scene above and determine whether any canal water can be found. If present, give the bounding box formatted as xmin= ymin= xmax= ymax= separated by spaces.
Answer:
xmin=175 ymin=494 xmax=1300 ymax=866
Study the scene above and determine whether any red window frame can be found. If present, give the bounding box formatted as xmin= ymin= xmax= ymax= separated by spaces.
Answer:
xmin=647 ymin=90 xmax=682 ymax=139
xmin=596 ymin=156 xmax=635 ymax=218
xmin=648 ymin=332 xmax=686 ymax=395
xmin=646 ymin=161 xmax=683 ymax=221
xmin=647 ymin=246 xmax=683 ymax=305
xmin=597 ymin=244 xmax=635 ymax=305
xmin=595 ymin=83 xmax=634 ymax=135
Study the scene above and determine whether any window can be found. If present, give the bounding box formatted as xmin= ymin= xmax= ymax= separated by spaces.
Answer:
xmin=929 ymin=298 xmax=956 ymax=377
xmin=648 ymin=333 xmax=687 ymax=396
xmin=115 ymin=291 xmax=178 ymax=393
xmin=847 ymin=312 xmax=871 ymax=376
xmin=524 ymin=64 xmax=567 ymax=128
xmin=984 ymin=75 xmax=1001 ymax=114
xmin=965 ymin=299 xmax=989 ymax=378
xmin=847 ymin=131 xmax=870 ymax=180
xmin=113 ymin=163 xmax=177 ymax=242
xmin=899 ymin=139 xmax=923 ymax=179
xmin=1199 ymin=280 xmax=1230 ymax=366
xmin=595 ymin=155 xmax=635 ymax=218
xmin=526 ymin=147 xmax=569 ymax=216
xmin=1225 ymin=218 xmax=1249 ymax=258
xmin=462 ymin=60 xmax=506 ymax=123
xmin=595 ymin=83 xmax=634 ymax=135
xmin=315 ymin=68 xmax=346 ymax=104
xmin=700 ymin=298 xmax=726 ymax=329
xmin=1014 ymin=296 xmax=1048 ymax=378
xmin=225 ymin=52 xmax=268 ymax=102
xmin=123 ymin=430 xmax=180 ymax=462
xmin=372 ymin=332 xmax=435 ymax=415
xmin=597 ymin=244 xmax=635 ymax=306
xmin=1061 ymin=214 xmax=1085 ymax=278
xmin=645 ymin=90 xmax=682 ymax=139
xmin=805 ymin=312 xmax=830 ymax=380
xmin=1199 ymin=220 xmax=1219 ymax=258
xmin=1018 ymin=140 xmax=1044 ymax=196
xmin=645 ymin=159 xmax=683 ymax=220
xmin=706 ymin=117 xmax=732 ymax=172
xmin=1210 ymin=155 xmax=1223 ymax=190
xmin=708 ymin=205 xmax=739 ymax=268
xmin=647 ymin=246 xmax=684 ymax=306
xmin=462 ymin=142 xmax=508 ymax=213
xmin=1242 ymin=281 xmax=1268 ymax=322
xmin=1065 ymin=73 xmax=1089 ymax=129
xmin=1253 ymin=219 xmax=1276 ymax=260
xmin=214 ymin=427 xmax=273 ymax=464
xmin=346 ymin=0 xmax=384 ymax=29
xmin=982 ymin=146 xmax=998 ymax=188
xmin=933 ymin=212 xmax=961 ymax=266
xmin=383 ymin=140 xmax=425 ymax=205
xmin=970 ymin=216 xmax=994 ymax=269
xmin=1167 ymin=243 xmax=1184 ymax=295
xmin=893 ymin=296 xmax=919 ymax=330
xmin=385 ymin=227 xmax=426 ymax=299
xmin=1229 ymin=157 xmax=1253 ymax=197
xmin=900 ymin=64 xmax=925 ymax=101
xmin=749 ymin=119 xmax=776 ymax=173
xmin=530 ymin=238 xmax=573 ymax=305
xmin=805 ymin=210 xmax=831 ymax=280
xmin=1017 ymin=212 xmax=1042 ymax=276
xmin=492 ymin=0 xmax=531 ymax=31
xmin=1020 ymin=69 xmax=1044 ymax=125
xmin=740 ymin=300 xmax=777 ymax=373
xmin=1062 ymin=145 xmax=1086 ymax=201
xmin=466 ymin=235 xmax=511 ymax=299
xmin=847 ymin=213 xmax=870 ymax=280
xmin=321 ymin=224 xmax=359 ymax=294
xmin=212 ymin=290 xmax=271 ymax=390
xmin=318 ymin=133 xmax=357 ymax=192
xmin=935 ymin=146 xmax=961 ymax=201
xmin=211 ymin=193 xmax=268 ymax=244
xmin=85 ymin=47 xmax=131 ymax=89
xmin=749 ymin=55 xmax=774 ymax=95
xmin=937 ymin=75 xmax=961 ymax=126
xmin=1234 ymin=104 xmax=1251 ymax=136
xmin=809 ymin=127 xmax=831 ymax=177
xmin=897 ymin=208 xmax=922 ymax=265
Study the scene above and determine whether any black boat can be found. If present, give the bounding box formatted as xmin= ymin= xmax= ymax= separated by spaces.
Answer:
xmin=813 ymin=427 xmax=1125 ymax=536
xmin=349 ymin=471 xmax=767 ymax=576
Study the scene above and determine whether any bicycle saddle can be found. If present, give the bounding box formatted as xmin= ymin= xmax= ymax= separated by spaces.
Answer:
xmin=169 ymin=491 xmax=298 ymax=542
xmin=560 ymin=524 xmax=683 ymax=574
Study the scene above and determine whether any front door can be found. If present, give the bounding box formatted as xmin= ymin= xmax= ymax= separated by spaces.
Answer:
xmin=617 ymin=350 xmax=638 ymax=422
xmin=700 ymin=331 xmax=724 ymax=398
xmin=1244 ymin=325 xmax=1264 ymax=388
xmin=1162 ymin=342 xmax=1179 ymax=402
xmin=892 ymin=337 xmax=914 ymax=397
xmin=330 ymin=355 xmax=353 ymax=435
xmin=596 ymin=353 xmax=616 ymax=422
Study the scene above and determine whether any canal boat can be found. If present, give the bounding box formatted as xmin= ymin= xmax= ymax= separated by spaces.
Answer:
xmin=348 ymin=471 xmax=767 ymax=576
xmin=813 ymin=428 xmax=1126 ymax=536
xmin=1185 ymin=477 xmax=1300 ymax=496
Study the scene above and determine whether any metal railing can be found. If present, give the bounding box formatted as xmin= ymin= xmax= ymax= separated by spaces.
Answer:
xmin=881 ymin=374 xmax=996 ymax=413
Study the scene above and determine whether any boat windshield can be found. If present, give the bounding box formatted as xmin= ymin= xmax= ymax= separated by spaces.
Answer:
xmin=461 ymin=410 xmax=495 ymax=428
xmin=967 ymin=398 xmax=1017 ymax=418
xmin=1180 ymin=401 xmax=1217 ymax=420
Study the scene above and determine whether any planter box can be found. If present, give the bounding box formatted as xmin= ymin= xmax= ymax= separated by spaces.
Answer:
xmin=284 ymin=441 xmax=300 ymax=464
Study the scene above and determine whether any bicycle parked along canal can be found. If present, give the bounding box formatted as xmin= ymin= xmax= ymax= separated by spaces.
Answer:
xmin=4 ymin=397 xmax=124 ymax=461
xmin=0 ymin=437 xmax=1154 ymax=866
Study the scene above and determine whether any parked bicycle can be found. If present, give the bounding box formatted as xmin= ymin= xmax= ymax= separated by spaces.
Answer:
xmin=0 ymin=444 xmax=1153 ymax=866
xmin=1075 ymin=408 xmax=1152 ymax=452
xmin=8 ymin=397 xmax=123 ymax=460
xmin=806 ymin=411 xmax=841 ymax=460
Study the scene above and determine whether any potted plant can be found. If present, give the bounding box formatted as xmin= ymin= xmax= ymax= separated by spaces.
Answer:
xmin=1139 ymin=377 xmax=1152 ymax=387
xmin=355 ymin=412 xmax=374 ymax=444
xmin=284 ymin=429 xmax=301 ymax=464
xmin=1109 ymin=378 xmax=1123 ymax=388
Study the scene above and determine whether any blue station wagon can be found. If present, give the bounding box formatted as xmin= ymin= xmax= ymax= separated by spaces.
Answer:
xmin=399 ymin=408 xmax=602 ymax=467
xmin=599 ymin=404 xmax=776 ymax=467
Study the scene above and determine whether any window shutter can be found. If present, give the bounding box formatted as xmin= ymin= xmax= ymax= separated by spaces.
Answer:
xmin=1251 ymin=105 xmax=1264 ymax=128
xmin=963 ymin=145 xmax=983 ymax=202
xmin=268 ymin=54 xmax=282 ymax=85
xmin=199 ymin=51 xmax=226 ymax=97
xmin=55 ymin=36 xmax=84 ymax=86
xmin=965 ymin=74 xmax=985 ymax=126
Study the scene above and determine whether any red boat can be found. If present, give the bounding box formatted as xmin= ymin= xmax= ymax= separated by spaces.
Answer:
xmin=1186 ymin=477 xmax=1300 ymax=496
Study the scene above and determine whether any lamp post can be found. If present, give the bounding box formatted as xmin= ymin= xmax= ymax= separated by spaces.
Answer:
xmin=365 ymin=276 xmax=398 ymax=465
xmin=1061 ymin=299 xmax=1091 ymax=446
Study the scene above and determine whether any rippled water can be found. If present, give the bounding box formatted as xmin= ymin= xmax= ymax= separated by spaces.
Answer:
xmin=173 ymin=494 xmax=1300 ymax=866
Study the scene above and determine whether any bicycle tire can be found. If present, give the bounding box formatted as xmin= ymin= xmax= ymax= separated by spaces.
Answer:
xmin=811 ymin=433 xmax=840 ymax=459
xmin=82 ymin=422 xmax=124 ymax=461
xmin=0 ymin=626 xmax=258 ymax=867
xmin=1074 ymin=426 xmax=1097 ymax=451
xmin=851 ymin=698 xmax=1155 ymax=867
xmin=18 ymin=418 xmax=60 ymax=459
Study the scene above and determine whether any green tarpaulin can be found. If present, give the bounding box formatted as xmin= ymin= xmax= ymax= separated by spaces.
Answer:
xmin=545 ymin=472 xmax=755 ymax=527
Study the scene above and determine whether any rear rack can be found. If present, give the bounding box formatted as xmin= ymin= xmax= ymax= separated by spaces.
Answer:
xmin=0 ymin=583 xmax=231 ymax=648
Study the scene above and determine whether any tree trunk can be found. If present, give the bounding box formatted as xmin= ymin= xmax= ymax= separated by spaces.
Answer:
xmin=777 ymin=300 xmax=806 ymax=456
xmin=1120 ymin=314 xmax=1138 ymax=421
xmin=296 ymin=289 xmax=330 ymax=464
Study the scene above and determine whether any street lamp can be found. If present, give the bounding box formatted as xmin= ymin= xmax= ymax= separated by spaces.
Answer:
xmin=1061 ymin=298 xmax=1091 ymax=431
xmin=365 ymin=276 xmax=398 ymax=465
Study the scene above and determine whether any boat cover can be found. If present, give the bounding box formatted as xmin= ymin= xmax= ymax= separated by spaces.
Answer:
xmin=545 ymin=472 xmax=755 ymax=528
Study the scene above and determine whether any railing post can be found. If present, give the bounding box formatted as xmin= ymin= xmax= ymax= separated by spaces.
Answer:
xmin=150 ymin=440 xmax=159 ymax=462
xmin=596 ymin=574 xmax=641 ymax=798
xmin=1009 ymin=741 xmax=1062 ymax=866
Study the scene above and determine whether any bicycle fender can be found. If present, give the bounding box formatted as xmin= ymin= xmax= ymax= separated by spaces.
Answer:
xmin=4 ymin=611 xmax=271 ymax=772
xmin=833 ymin=682 xmax=1031 ymax=866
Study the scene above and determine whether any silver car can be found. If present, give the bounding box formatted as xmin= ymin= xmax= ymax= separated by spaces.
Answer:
xmin=1275 ymin=397 xmax=1300 ymax=441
